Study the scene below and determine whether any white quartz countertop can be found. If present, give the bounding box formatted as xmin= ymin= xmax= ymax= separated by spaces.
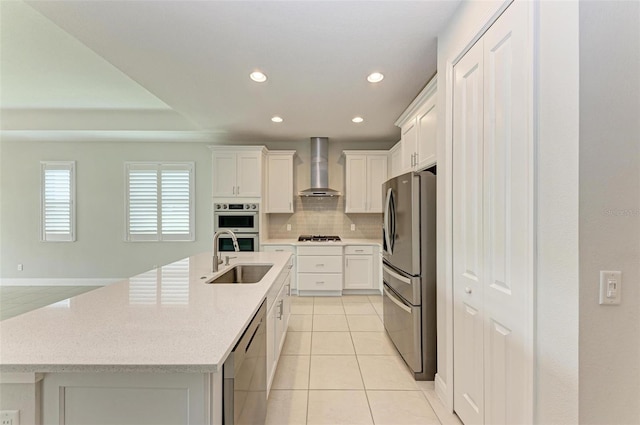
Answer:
xmin=261 ymin=238 xmax=381 ymax=246
xmin=0 ymin=251 xmax=291 ymax=373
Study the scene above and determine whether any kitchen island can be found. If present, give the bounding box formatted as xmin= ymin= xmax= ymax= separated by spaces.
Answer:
xmin=0 ymin=251 xmax=292 ymax=424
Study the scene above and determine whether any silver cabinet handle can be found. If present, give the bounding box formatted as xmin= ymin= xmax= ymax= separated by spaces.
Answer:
xmin=355 ymin=249 xmax=364 ymax=253
xmin=275 ymin=249 xmax=284 ymax=251
xmin=315 ymin=281 xmax=325 ymax=285
xmin=465 ymin=287 xmax=472 ymax=294
xmin=316 ymin=264 xmax=325 ymax=267
xmin=232 ymin=186 xmax=235 ymax=195
xmin=237 ymin=186 xmax=240 ymax=194
xmin=277 ymin=299 xmax=284 ymax=319
xmin=289 ymin=202 xmax=292 ymax=210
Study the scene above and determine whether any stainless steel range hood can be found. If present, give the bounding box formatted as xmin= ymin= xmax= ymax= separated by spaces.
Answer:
xmin=298 ymin=137 xmax=341 ymax=197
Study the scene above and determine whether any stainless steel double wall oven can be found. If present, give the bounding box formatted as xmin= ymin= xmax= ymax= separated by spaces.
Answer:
xmin=382 ymin=170 xmax=436 ymax=380
xmin=214 ymin=203 xmax=259 ymax=252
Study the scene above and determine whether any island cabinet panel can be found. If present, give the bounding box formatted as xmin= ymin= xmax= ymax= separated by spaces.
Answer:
xmin=266 ymin=265 xmax=292 ymax=394
xmin=261 ymin=244 xmax=297 ymax=293
xmin=42 ymin=372 xmax=219 ymax=425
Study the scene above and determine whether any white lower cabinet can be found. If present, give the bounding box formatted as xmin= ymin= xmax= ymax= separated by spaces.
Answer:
xmin=267 ymin=266 xmax=291 ymax=394
xmin=297 ymin=246 xmax=343 ymax=296
xmin=343 ymin=245 xmax=380 ymax=292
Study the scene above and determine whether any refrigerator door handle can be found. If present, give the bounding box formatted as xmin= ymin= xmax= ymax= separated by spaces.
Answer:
xmin=384 ymin=287 xmax=412 ymax=314
xmin=383 ymin=188 xmax=393 ymax=255
xmin=383 ymin=264 xmax=412 ymax=285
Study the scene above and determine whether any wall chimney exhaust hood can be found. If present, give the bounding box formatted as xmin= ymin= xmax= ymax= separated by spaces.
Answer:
xmin=298 ymin=137 xmax=341 ymax=197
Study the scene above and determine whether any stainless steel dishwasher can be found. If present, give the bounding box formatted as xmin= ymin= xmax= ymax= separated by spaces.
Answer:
xmin=223 ymin=300 xmax=267 ymax=425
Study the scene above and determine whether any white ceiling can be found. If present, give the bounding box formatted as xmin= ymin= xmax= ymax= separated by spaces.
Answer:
xmin=0 ymin=0 xmax=461 ymax=144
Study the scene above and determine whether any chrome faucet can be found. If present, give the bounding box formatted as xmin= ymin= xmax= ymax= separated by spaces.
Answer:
xmin=213 ymin=229 xmax=239 ymax=272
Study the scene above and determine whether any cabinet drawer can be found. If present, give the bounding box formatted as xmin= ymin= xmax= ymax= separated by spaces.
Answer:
xmin=297 ymin=256 xmax=342 ymax=273
xmin=298 ymin=273 xmax=343 ymax=291
xmin=344 ymin=245 xmax=374 ymax=255
xmin=297 ymin=246 xmax=343 ymax=256
xmin=262 ymin=245 xmax=296 ymax=253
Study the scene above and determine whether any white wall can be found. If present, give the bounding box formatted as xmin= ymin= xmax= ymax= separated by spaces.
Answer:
xmin=0 ymin=138 xmax=395 ymax=281
xmin=579 ymin=1 xmax=640 ymax=423
xmin=0 ymin=141 xmax=213 ymax=280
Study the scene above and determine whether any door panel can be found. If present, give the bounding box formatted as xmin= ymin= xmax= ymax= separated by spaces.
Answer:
xmin=382 ymin=173 xmax=420 ymax=275
xmin=482 ymin=3 xmax=530 ymax=424
xmin=237 ymin=153 xmax=261 ymax=197
xmin=453 ymin=37 xmax=484 ymax=425
xmin=367 ymin=155 xmax=387 ymax=212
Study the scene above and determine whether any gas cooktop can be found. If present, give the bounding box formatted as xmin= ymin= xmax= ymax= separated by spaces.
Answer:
xmin=297 ymin=235 xmax=342 ymax=242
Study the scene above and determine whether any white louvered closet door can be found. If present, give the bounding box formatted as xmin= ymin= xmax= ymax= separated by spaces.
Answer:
xmin=453 ymin=2 xmax=532 ymax=424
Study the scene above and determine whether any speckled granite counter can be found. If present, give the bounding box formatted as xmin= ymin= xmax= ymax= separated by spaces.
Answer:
xmin=0 ymin=251 xmax=291 ymax=373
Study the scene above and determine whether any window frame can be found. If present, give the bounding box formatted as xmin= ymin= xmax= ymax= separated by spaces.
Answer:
xmin=40 ymin=161 xmax=76 ymax=242
xmin=124 ymin=162 xmax=195 ymax=242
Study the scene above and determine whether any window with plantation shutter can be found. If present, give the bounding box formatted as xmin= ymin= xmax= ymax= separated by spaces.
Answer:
xmin=41 ymin=161 xmax=75 ymax=242
xmin=125 ymin=162 xmax=194 ymax=241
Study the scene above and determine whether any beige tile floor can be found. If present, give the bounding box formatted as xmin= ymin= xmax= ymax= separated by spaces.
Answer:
xmin=267 ymin=294 xmax=463 ymax=425
xmin=0 ymin=286 xmax=98 ymax=321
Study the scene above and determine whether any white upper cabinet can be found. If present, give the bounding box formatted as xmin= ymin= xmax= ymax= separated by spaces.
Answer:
xmin=393 ymin=75 xmax=438 ymax=177
xmin=266 ymin=151 xmax=295 ymax=213
xmin=344 ymin=151 xmax=388 ymax=213
xmin=388 ymin=140 xmax=402 ymax=179
xmin=210 ymin=146 xmax=266 ymax=198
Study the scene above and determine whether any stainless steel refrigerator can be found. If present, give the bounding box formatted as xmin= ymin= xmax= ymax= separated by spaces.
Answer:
xmin=382 ymin=170 xmax=436 ymax=380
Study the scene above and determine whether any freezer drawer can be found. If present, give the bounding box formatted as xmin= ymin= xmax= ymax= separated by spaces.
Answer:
xmin=383 ymin=284 xmax=422 ymax=374
xmin=383 ymin=262 xmax=422 ymax=305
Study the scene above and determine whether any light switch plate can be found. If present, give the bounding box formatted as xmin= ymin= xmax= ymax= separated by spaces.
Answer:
xmin=599 ymin=270 xmax=622 ymax=305
xmin=1 ymin=410 xmax=19 ymax=425
xmin=350 ymin=224 xmax=356 ymax=231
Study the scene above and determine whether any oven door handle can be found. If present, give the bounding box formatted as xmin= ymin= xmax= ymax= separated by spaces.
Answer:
xmin=383 ymin=287 xmax=412 ymax=314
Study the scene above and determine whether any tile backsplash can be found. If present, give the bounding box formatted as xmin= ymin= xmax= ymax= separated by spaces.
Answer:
xmin=267 ymin=196 xmax=383 ymax=240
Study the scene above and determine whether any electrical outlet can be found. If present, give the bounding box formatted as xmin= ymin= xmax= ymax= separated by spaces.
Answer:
xmin=1 ymin=410 xmax=19 ymax=425
xmin=286 ymin=224 xmax=291 ymax=231
xmin=17 ymin=264 xmax=23 ymax=271
xmin=350 ymin=224 xmax=356 ymax=231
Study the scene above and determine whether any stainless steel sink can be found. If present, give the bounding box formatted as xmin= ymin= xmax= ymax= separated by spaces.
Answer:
xmin=206 ymin=264 xmax=272 ymax=284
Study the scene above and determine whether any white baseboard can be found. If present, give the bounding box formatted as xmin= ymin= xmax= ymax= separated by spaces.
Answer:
xmin=0 ymin=277 xmax=122 ymax=287
xmin=435 ymin=373 xmax=451 ymax=412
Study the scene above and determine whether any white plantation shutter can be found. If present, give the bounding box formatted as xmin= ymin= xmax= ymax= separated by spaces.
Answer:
xmin=125 ymin=162 xmax=194 ymax=241
xmin=161 ymin=167 xmax=191 ymax=239
xmin=41 ymin=161 xmax=75 ymax=242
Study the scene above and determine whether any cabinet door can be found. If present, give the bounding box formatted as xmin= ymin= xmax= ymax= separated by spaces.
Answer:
xmin=266 ymin=302 xmax=276 ymax=392
xmin=389 ymin=141 xmax=402 ymax=179
xmin=344 ymin=255 xmax=373 ymax=289
xmin=345 ymin=155 xmax=367 ymax=213
xmin=366 ymin=155 xmax=387 ymax=213
xmin=453 ymin=36 xmax=485 ymax=425
xmin=401 ymin=118 xmax=418 ymax=172
xmin=416 ymin=97 xmax=437 ymax=169
xmin=212 ymin=153 xmax=237 ymax=197
xmin=453 ymin=2 xmax=531 ymax=424
xmin=236 ymin=152 xmax=262 ymax=197
xmin=266 ymin=154 xmax=293 ymax=213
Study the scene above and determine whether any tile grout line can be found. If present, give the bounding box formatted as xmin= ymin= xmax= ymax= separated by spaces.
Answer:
xmin=349 ymin=298 xmax=377 ymax=425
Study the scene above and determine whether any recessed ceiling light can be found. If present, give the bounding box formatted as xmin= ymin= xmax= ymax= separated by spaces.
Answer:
xmin=352 ymin=116 xmax=364 ymax=123
xmin=249 ymin=71 xmax=267 ymax=83
xmin=367 ymin=72 xmax=384 ymax=83
xmin=271 ymin=116 xmax=283 ymax=123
